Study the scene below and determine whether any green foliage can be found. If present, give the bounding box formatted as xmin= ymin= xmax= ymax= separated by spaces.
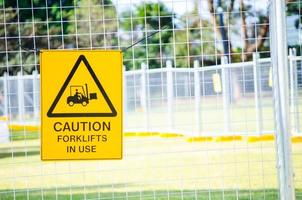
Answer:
xmin=121 ymin=2 xmax=175 ymax=70
xmin=0 ymin=0 xmax=118 ymax=75
xmin=0 ymin=0 xmax=279 ymax=73
xmin=75 ymin=0 xmax=118 ymax=48
xmin=287 ymin=2 xmax=302 ymax=19
xmin=121 ymin=1 xmax=218 ymax=69
xmin=0 ymin=189 xmax=282 ymax=200
xmin=9 ymin=131 xmax=39 ymax=141
xmin=0 ymin=0 xmax=76 ymax=75
xmin=209 ymin=0 xmax=269 ymax=61
xmin=287 ymin=2 xmax=302 ymax=55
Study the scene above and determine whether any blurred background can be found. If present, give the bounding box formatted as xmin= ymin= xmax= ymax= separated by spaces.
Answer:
xmin=0 ymin=0 xmax=273 ymax=74
xmin=0 ymin=0 xmax=301 ymax=199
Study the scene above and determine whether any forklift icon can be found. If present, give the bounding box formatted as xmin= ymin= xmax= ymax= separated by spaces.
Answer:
xmin=67 ymin=84 xmax=97 ymax=106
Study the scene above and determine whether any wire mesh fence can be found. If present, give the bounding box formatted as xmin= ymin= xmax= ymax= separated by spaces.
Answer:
xmin=287 ymin=0 xmax=302 ymax=199
xmin=124 ymin=56 xmax=276 ymax=136
xmin=1 ymin=54 xmax=300 ymax=136
xmin=0 ymin=0 xmax=301 ymax=199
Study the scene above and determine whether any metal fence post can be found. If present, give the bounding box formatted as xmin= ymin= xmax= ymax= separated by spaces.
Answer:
xmin=253 ymin=53 xmax=263 ymax=134
xmin=3 ymin=72 xmax=8 ymax=118
xmin=221 ymin=56 xmax=230 ymax=133
xmin=269 ymin=0 xmax=296 ymax=199
xmin=141 ymin=63 xmax=149 ymax=131
xmin=32 ymin=70 xmax=39 ymax=120
xmin=289 ymin=48 xmax=300 ymax=134
xmin=17 ymin=72 xmax=24 ymax=123
xmin=194 ymin=60 xmax=201 ymax=135
xmin=0 ymin=72 xmax=9 ymax=143
xmin=166 ymin=60 xmax=174 ymax=132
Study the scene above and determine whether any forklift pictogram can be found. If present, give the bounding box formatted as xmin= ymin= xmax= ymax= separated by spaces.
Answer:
xmin=67 ymin=84 xmax=97 ymax=106
xmin=47 ymin=55 xmax=117 ymax=117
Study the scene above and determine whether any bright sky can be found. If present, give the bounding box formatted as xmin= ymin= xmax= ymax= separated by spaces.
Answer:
xmin=112 ymin=0 xmax=267 ymax=15
xmin=112 ymin=0 xmax=195 ymax=15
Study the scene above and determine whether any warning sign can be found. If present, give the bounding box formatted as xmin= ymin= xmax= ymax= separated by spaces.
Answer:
xmin=40 ymin=50 xmax=123 ymax=160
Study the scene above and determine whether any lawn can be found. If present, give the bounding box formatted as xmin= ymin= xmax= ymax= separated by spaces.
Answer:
xmin=0 ymin=95 xmax=301 ymax=199
xmin=125 ymin=96 xmax=302 ymax=135
xmin=9 ymin=130 xmax=39 ymax=141
xmin=0 ymin=189 xmax=283 ymax=200
xmin=0 ymin=137 xmax=301 ymax=199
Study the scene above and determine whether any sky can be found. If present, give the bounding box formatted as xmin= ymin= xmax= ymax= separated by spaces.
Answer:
xmin=112 ymin=0 xmax=195 ymax=15
xmin=112 ymin=0 xmax=268 ymax=16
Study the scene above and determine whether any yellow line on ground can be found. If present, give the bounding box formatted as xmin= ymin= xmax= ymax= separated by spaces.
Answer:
xmin=159 ymin=133 xmax=184 ymax=138
xmin=292 ymin=136 xmax=302 ymax=143
xmin=186 ymin=136 xmax=213 ymax=142
xmin=124 ymin=132 xmax=159 ymax=137
xmin=215 ymin=135 xmax=243 ymax=142
xmin=9 ymin=124 xmax=39 ymax=132
xmin=247 ymin=134 xmax=275 ymax=143
xmin=6 ymin=124 xmax=302 ymax=144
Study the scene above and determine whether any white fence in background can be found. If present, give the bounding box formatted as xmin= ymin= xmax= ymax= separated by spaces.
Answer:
xmin=0 ymin=52 xmax=301 ymax=136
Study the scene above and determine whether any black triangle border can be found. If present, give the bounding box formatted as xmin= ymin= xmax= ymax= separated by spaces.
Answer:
xmin=47 ymin=55 xmax=117 ymax=117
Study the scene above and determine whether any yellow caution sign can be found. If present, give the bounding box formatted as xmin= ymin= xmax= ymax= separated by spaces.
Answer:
xmin=268 ymin=66 xmax=273 ymax=87
xmin=40 ymin=50 xmax=123 ymax=160
xmin=212 ymin=73 xmax=222 ymax=93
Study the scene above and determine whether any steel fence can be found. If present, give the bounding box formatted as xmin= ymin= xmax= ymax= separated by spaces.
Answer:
xmin=124 ymin=56 xmax=274 ymax=136
xmin=1 ymin=54 xmax=301 ymax=136
xmin=0 ymin=0 xmax=301 ymax=200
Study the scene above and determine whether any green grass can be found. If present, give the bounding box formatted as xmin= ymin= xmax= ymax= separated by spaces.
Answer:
xmin=9 ymin=131 xmax=39 ymax=141
xmin=126 ymin=96 xmax=302 ymax=134
xmin=0 ymin=189 xmax=284 ymax=200
xmin=1 ymin=95 xmax=302 ymax=199
xmin=0 ymin=138 xmax=302 ymax=199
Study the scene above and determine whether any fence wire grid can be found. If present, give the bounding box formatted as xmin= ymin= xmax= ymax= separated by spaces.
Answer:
xmin=0 ymin=0 xmax=301 ymax=200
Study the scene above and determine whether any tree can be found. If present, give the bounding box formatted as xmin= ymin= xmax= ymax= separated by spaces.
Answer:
xmin=287 ymin=0 xmax=302 ymax=55
xmin=75 ymin=0 xmax=118 ymax=49
xmin=175 ymin=0 xmax=217 ymax=67
xmin=0 ymin=0 xmax=117 ymax=75
xmin=207 ymin=0 xmax=269 ymax=62
xmin=0 ymin=0 xmax=75 ymax=75
xmin=287 ymin=0 xmax=302 ymax=27
xmin=120 ymin=2 xmax=175 ymax=70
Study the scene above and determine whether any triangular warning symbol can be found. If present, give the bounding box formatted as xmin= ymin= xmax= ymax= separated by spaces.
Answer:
xmin=47 ymin=55 xmax=117 ymax=117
